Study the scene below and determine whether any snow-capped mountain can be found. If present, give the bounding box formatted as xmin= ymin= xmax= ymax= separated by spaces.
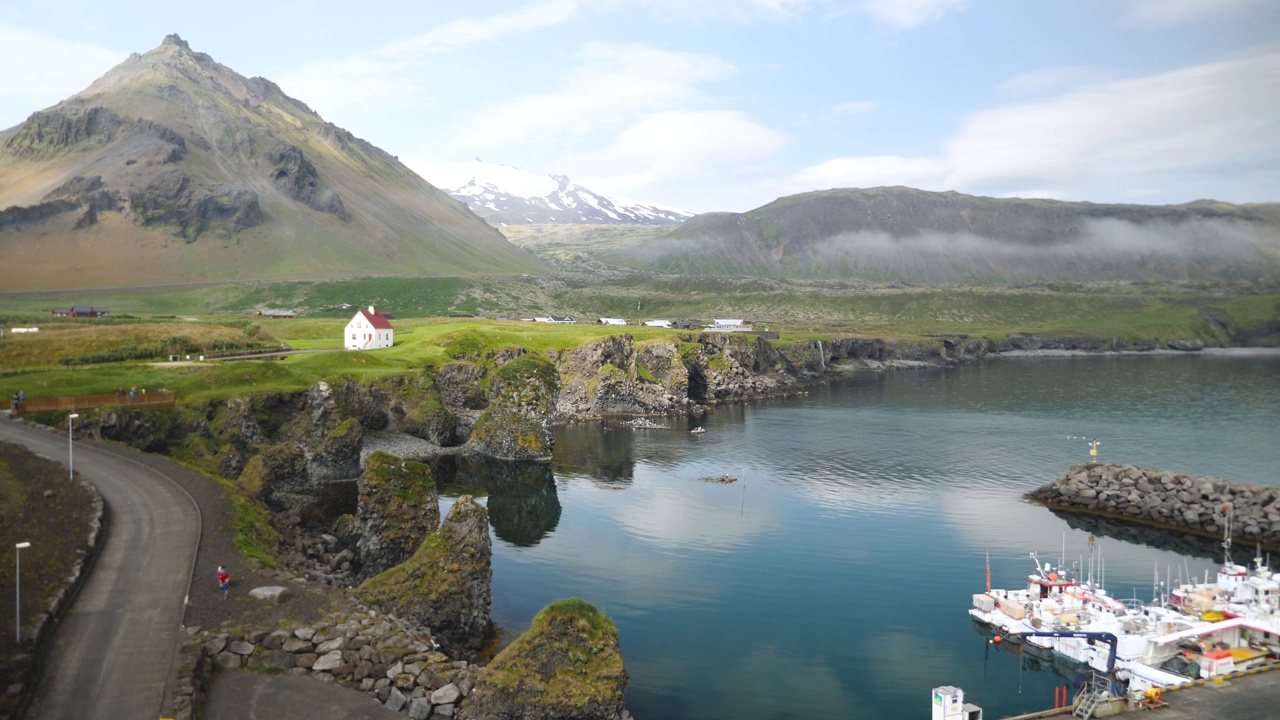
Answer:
xmin=420 ymin=161 xmax=693 ymax=226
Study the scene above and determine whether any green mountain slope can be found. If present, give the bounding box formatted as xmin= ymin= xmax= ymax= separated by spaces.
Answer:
xmin=611 ymin=187 xmax=1280 ymax=282
xmin=0 ymin=35 xmax=546 ymax=290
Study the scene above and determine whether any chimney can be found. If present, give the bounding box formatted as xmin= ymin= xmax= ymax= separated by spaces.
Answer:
xmin=368 ymin=305 xmax=375 ymax=314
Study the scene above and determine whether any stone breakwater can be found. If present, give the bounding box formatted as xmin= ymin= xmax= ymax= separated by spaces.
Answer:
xmin=1028 ymin=463 xmax=1280 ymax=552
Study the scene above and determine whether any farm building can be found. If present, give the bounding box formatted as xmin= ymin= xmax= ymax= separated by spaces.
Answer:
xmin=52 ymin=305 xmax=110 ymax=318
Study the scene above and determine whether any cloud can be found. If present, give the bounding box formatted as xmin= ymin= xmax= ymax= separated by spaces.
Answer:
xmin=383 ymin=0 xmax=581 ymax=55
xmin=274 ymin=1 xmax=581 ymax=122
xmin=833 ymin=100 xmax=878 ymax=116
xmin=791 ymin=45 xmax=1280 ymax=203
xmin=0 ymin=22 xmax=125 ymax=129
xmin=1127 ymin=0 xmax=1272 ymax=26
xmin=794 ymin=155 xmax=947 ymax=190
xmin=857 ymin=0 xmax=966 ymax=29
xmin=453 ymin=43 xmax=738 ymax=153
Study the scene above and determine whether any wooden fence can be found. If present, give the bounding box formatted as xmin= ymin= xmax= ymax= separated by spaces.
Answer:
xmin=12 ymin=390 xmax=176 ymax=416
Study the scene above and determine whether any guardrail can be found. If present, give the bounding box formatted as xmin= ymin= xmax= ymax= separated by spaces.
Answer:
xmin=12 ymin=391 xmax=176 ymax=416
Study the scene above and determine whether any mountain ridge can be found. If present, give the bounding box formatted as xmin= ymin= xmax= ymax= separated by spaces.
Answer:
xmin=0 ymin=34 xmax=546 ymax=291
xmin=605 ymin=186 xmax=1280 ymax=282
xmin=424 ymin=160 xmax=692 ymax=226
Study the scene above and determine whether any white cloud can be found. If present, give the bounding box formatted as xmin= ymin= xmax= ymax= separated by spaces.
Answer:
xmin=996 ymin=66 xmax=1105 ymax=99
xmin=274 ymin=1 xmax=581 ymax=125
xmin=1127 ymin=0 xmax=1271 ymax=26
xmin=578 ymin=110 xmax=791 ymax=210
xmin=0 ymin=22 xmax=125 ymax=129
xmin=383 ymin=0 xmax=581 ymax=55
xmin=857 ymin=0 xmax=966 ymax=29
xmin=793 ymin=155 xmax=947 ymax=190
xmin=453 ymin=43 xmax=738 ymax=153
xmin=833 ymin=100 xmax=878 ymax=116
xmin=791 ymin=45 xmax=1280 ymax=202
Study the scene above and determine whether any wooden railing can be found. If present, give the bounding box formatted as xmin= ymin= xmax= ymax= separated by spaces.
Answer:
xmin=12 ymin=390 xmax=176 ymax=416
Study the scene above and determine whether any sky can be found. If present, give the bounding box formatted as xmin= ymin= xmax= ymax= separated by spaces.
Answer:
xmin=1 ymin=0 xmax=1277 ymax=213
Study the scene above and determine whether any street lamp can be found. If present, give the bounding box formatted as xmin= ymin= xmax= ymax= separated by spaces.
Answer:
xmin=15 ymin=541 xmax=30 ymax=644
xmin=68 ymin=413 xmax=79 ymax=480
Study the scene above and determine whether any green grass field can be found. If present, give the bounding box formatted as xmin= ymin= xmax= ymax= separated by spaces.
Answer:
xmin=2 ymin=278 xmax=1276 ymax=406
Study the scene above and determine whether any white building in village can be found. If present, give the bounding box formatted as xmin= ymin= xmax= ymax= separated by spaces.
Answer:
xmin=345 ymin=306 xmax=394 ymax=350
xmin=708 ymin=319 xmax=753 ymax=332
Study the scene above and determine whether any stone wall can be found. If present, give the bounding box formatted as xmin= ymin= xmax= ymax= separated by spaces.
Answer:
xmin=1029 ymin=463 xmax=1280 ymax=552
xmin=170 ymin=597 xmax=476 ymax=720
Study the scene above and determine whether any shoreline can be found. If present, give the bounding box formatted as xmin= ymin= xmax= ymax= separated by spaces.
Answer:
xmin=989 ymin=346 xmax=1280 ymax=359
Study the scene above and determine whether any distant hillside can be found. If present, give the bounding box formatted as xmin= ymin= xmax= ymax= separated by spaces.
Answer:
xmin=0 ymin=35 xmax=546 ymax=291
xmin=422 ymin=160 xmax=692 ymax=226
xmin=610 ymin=187 xmax=1280 ymax=282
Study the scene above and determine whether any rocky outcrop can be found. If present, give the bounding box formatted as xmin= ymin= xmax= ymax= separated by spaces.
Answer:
xmin=469 ymin=356 xmax=560 ymax=461
xmin=351 ymin=452 xmax=440 ymax=580
xmin=1029 ymin=463 xmax=1280 ymax=552
xmin=357 ymin=496 xmax=493 ymax=658
xmin=457 ymin=598 xmax=629 ymax=720
xmin=267 ymin=141 xmax=349 ymax=220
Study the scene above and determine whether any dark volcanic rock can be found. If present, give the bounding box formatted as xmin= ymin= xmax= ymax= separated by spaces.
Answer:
xmin=1 ymin=105 xmax=124 ymax=159
xmin=353 ymin=452 xmax=440 ymax=579
xmin=469 ymin=356 xmax=559 ymax=461
xmin=457 ymin=599 xmax=628 ymax=720
xmin=267 ymin=141 xmax=349 ymax=220
xmin=356 ymin=496 xmax=493 ymax=658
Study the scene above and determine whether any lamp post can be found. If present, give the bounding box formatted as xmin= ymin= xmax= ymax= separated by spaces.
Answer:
xmin=15 ymin=541 xmax=30 ymax=644
xmin=68 ymin=412 xmax=79 ymax=480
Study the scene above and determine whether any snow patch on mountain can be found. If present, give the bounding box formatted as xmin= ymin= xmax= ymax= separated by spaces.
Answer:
xmin=418 ymin=160 xmax=692 ymax=226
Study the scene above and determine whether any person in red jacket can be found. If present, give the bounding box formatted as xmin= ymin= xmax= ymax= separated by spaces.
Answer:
xmin=217 ymin=565 xmax=231 ymax=599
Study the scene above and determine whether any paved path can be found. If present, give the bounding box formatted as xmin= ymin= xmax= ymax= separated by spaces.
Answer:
xmin=1151 ymin=669 xmax=1280 ymax=718
xmin=0 ymin=421 xmax=198 ymax=720
xmin=205 ymin=673 xmax=401 ymax=719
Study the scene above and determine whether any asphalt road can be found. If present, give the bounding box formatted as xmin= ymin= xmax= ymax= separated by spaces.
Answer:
xmin=0 ymin=421 xmax=198 ymax=720
xmin=205 ymin=673 xmax=401 ymax=719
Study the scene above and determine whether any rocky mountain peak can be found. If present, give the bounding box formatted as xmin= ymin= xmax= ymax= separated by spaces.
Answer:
xmin=161 ymin=33 xmax=191 ymax=50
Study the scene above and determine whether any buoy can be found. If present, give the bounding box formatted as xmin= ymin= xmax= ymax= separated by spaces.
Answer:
xmin=994 ymin=635 xmax=1003 ymax=644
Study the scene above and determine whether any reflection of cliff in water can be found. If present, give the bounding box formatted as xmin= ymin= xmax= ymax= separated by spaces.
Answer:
xmin=551 ymin=423 xmax=636 ymax=484
xmin=1049 ymin=508 xmax=1223 ymax=562
xmin=432 ymin=455 xmax=562 ymax=547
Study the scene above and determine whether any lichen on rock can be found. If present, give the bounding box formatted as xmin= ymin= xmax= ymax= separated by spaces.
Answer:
xmin=352 ymin=451 xmax=440 ymax=579
xmin=469 ymin=355 xmax=560 ymax=461
xmin=357 ymin=495 xmax=492 ymax=657
xmin=457 ymin=598 xmax=628 ymax=720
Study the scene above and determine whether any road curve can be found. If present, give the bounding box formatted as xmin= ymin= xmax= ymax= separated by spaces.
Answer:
xmin=0 ymin=421 xmax=198 ymax=720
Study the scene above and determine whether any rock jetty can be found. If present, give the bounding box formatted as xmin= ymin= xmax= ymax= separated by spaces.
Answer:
xmin=1029 ymin=463 xmax=1280 ymax=552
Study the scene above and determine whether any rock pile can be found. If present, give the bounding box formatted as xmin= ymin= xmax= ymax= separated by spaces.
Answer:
xmin=1029 ymin=463 xmax=1280 ymax=550
xmin=172 ymin=597 xmax=476 ymax=720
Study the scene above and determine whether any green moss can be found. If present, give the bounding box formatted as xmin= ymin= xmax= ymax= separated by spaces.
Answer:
xmin=635 ymin=361 xmax=658 ymax=384
xmin=365 ymin=451 xmax=435 ymax=506
xmin=483 ymin=598 xmax=626 ymax=704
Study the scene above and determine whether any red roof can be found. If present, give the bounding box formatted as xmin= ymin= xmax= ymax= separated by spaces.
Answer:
xmin=358 ymin=308 xmax=393 ymax=329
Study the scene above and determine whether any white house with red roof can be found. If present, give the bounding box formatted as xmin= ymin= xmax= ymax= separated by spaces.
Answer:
xmin=345 ymin=305 xmax=394 ymax=350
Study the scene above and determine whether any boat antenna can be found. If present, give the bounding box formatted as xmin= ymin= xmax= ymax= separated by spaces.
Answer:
xmin=1220 ymin=502 xmax=1234 ymax=567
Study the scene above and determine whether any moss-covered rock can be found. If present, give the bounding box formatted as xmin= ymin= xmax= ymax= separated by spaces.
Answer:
xmin=457 ymin=598 xmax=628 ymax=720
xmin=307 ymin=417 xmax=363 ymax=481
xmin=357 ymin=495 xmax=492 ymax=657
xmin=469 ymin=355 xmax=560 ymax=461
xmin=353 ymin=451 xmax=440 ymax=579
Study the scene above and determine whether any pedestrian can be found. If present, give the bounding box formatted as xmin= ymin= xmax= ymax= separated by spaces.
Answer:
xmin=10 ymin=393 xmax=17 ymax=412
xmin=217 ymin=565 xmax=231 ymax=599
xmin=17 ymin=390 xmax=23 ymax=403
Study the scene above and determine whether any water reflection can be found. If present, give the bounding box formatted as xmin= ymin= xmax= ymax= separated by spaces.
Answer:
xmin=553 ymin=423 xmax=638 ymax=483
xmin=487 ymin=463 xmax=562 ymax=547
xmin=1049 ymin=509 xmax=1227 ymax=563
xmin=432 ymin=455 xmax=562 ymax=547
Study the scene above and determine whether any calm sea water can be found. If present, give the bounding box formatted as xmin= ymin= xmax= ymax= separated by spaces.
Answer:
xmin=441 ymin=352 xmax=1280 ymax=720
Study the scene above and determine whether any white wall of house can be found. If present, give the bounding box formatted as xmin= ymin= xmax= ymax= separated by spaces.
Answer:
xmin=344 ymin=309 xmax=393 ymax=350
